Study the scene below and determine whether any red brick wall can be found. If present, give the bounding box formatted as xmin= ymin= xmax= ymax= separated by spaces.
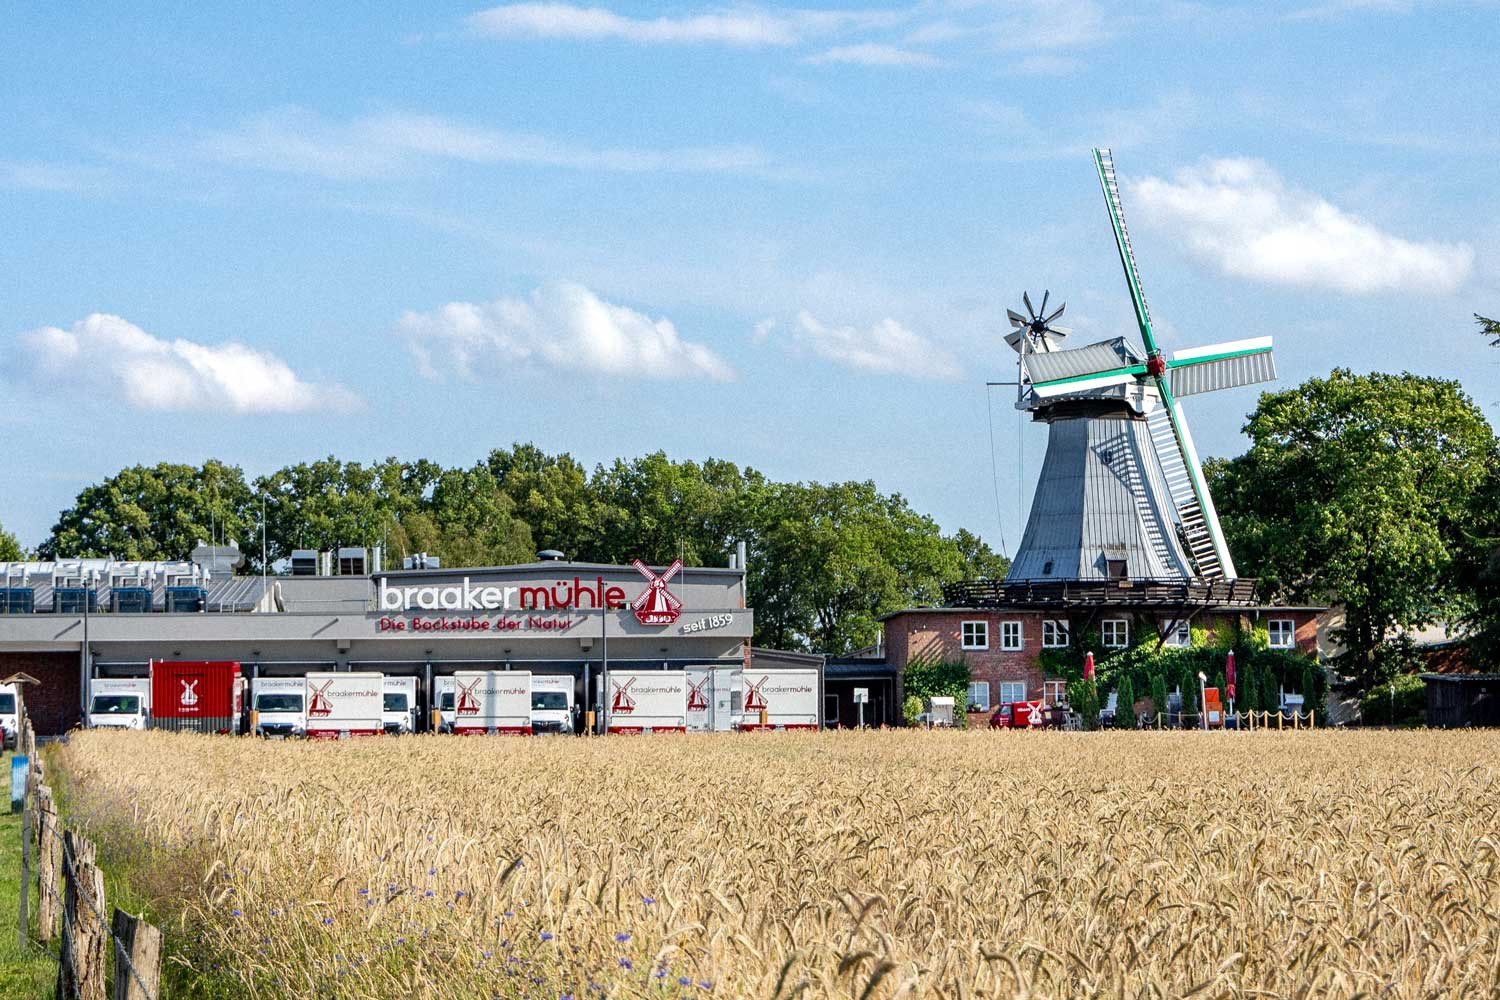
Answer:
xmin=1 ymin=652 xmax=82 ymax=736
xmin=885 ymin=612 xmax=1048 ymax=712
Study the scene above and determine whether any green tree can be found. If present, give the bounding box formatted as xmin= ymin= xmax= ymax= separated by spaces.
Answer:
xmin=1150 ymin=674 xmax=1168 ymax=724
xmin=1116 ymin=676 xmax=1137 ymax=729
xmin=1209 ymin=370 xmax=1497 ymax=690
xmin=1068 ymin=678 xmax=1101 ymax=730
xmin=589 ymin=452 xmax=762 ymax=567
xmin=950 ymin=528 xmax=1011 ymax=580
xmin=746 ymin=480 xmax=971 ymax=654
xmin=1479 ymin=313 xmax=1500 ymax=349
xmin=0 ymin=522 xmax=24 ymax=561
xmin=41 ymin=461 xmax=256 ymax=563
xmin=485 ymin=444 xmax=604 ymax=561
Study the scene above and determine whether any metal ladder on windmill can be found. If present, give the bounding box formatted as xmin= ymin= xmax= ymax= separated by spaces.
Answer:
xmin=1146 ymin=406 xmax=1224 ymax=578
xmin=1115 ymin=435 xmax=1179 ymax=575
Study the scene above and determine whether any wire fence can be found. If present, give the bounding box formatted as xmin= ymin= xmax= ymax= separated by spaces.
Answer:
xmin=13 ymin=692 xmax=162 ymax=1000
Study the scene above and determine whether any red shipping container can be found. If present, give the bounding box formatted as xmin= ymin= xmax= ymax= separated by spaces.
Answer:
xmin=150 ymin=661 xmax=242 ymax=734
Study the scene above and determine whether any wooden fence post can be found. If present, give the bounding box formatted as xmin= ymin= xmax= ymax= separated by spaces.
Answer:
xmin=111 ymin=909 xmax=161 ymax=1000
xmin=36 ymin=786 xmax=59 ymax=943
xmin=18 ymin=795 xmax=29 ymax=952
xmin=57 ymin=830 xmax=108 ymax=1000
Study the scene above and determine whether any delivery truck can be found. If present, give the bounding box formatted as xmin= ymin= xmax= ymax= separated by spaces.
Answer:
xmin=305 ymin=672 xmax=384 ymax=740
xmin=250 ymin=677 xmax=306 ymax=738
xmin=87 ymin=678 xmax=151 ymax=730
xmin=740 ymin=668 xmax=820 ymax=730
xmin=0 ymin=683 xmax=17 ymax=749
xmin=382 ymin=676 xmax=418 ymax=735
xmin=150 ymin=660 xmax=243 ymax=734
xmin=451 ymin=670 xmax=532 ymax=735
xmin=434 ymin=676 xmax=455 ymax=733
xmin=530 ymin=674 xmax=576 ymax=735
xmin=686 ymin=665 xmax=740 ymax=732
xmin=605 ymin=669 xmax=687 ymax=734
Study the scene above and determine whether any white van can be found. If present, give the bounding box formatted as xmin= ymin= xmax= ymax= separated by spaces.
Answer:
xmin=251 ymin=677 xmax=306 ymax=738
xmin=0 ymin=683 xmax=18 ymax=749
xmin=531 ymin=675 xmax=575 ymax=735
xmin=87 ymin=678 xmax=151 ymax=730
xmin=382 ymin=676 xmax=418 ymax=735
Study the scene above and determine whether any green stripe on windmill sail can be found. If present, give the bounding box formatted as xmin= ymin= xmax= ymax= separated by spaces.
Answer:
xmin=1167 ymin=351 xmax=1277 ymax=397
xmin=1025 ymin=337 xmax=1143 ymax=384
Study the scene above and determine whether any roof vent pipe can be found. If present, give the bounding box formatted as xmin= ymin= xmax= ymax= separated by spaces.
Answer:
xmin=736 ymin=540 xmax=747 ymax=572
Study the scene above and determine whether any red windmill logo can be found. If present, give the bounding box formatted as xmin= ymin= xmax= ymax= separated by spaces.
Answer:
xmin=687 ymin=675 xmax=710 ymax=712
xmin=610 ymin=677 xmax=637 ymax=714
xmin=456 ymin=678 xmax=482 ymax=716
xmin=631 ymin=559 xmax=683 ymax=626
xmin=308 ymin=680 xmax=334 ymax=717
xmin=744 ymin=676 xmax=769 ymax=713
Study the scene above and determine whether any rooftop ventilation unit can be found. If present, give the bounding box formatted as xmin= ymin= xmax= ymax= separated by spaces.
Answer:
xmin=290 ymin=550 xmax=318 ymax=576
xmin=403 ymin=552 xmax=441 ymax=570
xmin=536 ymin=549 xmax=565 ymax=562
xmin=109 ymin=562 xmax=157 ymax=614
xmin=337 ymin=547 xmax=367 ymax=576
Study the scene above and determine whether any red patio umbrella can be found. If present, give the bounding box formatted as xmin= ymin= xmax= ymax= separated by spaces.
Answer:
xmin=1084 ymin=651 xmax=1095 ymax=682
xmin=1226 ymin=649 xmax=1237 ymax=701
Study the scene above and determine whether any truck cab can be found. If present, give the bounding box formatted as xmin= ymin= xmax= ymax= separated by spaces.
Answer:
xmin=382 ymin=677 xmax=418 ymax=735
xmin=87 ymin=678 xmax=151 ymax=730
xmin=251 ymin=677 xmax=306 ymax=738
xmin=434 ymin=676 xmax=455 ymax=733
xmin=0 ymin=683 xmax=17 ymax=749
xmin=530 ymin=675 xmax=575 ymax=735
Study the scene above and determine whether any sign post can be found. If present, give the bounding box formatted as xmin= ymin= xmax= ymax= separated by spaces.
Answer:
xmin=9 ymin=754 xmax=27 ymax=813
xmin=853 ymin=687 xmax=868 ymax=729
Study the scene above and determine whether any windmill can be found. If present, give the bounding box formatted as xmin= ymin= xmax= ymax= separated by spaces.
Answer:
xmin=1003 ymin=149 xmax=1277 ymax=584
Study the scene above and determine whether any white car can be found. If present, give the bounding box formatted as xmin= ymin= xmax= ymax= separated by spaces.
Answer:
xmin=0 ymin=683 xmax=17 ymax=749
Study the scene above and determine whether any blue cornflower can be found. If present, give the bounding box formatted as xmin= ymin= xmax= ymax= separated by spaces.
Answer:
xmin=423 ymin=890 xmax=434 ymax=898
xmin=428 ymin=867 xmax=437 ymax=875
xmin=698 ymin=981 xmax=712 ymax=989
xmin=540 ymin=931 xmax=554 ymax=942
xmin=231 ymin=909 xmax=242 ymax=918
xmin=322 ymin=917 xmax=334 ymax=926
xmin=679 ymin=977 xmax=691 ymax=987
xmin=618 ymin=958 xmax=633 ymax=970
xmin=642 ymin=896 xmax=656 ymax=905
xmin=615 ymin=932 xmax=631 ymax=942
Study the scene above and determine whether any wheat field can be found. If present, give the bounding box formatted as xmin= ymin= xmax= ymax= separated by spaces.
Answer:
xmin=51 ymin=729 xmax=1500 ymax=998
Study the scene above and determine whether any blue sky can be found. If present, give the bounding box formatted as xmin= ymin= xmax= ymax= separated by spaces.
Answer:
xmin=3 ymin=1 xmax=1497 ymax=555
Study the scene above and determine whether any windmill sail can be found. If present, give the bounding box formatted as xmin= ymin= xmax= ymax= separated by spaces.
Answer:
xmin=1168 ymin=337 xmax=1276 ymax=396
xmin=1093 ymin=147 xmax=1242 ymax=579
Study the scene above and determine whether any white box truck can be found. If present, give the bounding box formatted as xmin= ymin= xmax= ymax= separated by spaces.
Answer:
xmin=452 ymin=671 xmax=532 ymax=735
xmin=530 ymin=675 xmax=575 ymax=735
xmin=741 ymin=668 xmax=820 ymax=730
xmin=305 ymin=672 xmax=384 ymax=740
xmin=87 ymin=678 xmax=151 ymax=730
xmin=686 ymin=665 xmax=740 ymax=732
xmin=606 ymin=669 xmax=687 ymax=734
xmin=434 ymin=676 xmax=455 ymax=733
xmin=382 ymin=676 xmax=418 ymax=735
xmin=250 ymin=677 xmax=306 ymax=738
xmin=0 ymin=683 xmax=19 ymax=749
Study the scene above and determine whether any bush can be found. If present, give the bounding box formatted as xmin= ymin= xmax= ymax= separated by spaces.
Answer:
xmin=1116 ymin=676 xmax=1137 ymax=729
xmin=903 ymin=655 xmax=970 ymax=728
xmin=902 ymin=695 xmax=924 ymax=727
xmin=1360 ymin=674 xmax=1426 ymax=726
xmin=1069 ymin=678 xmax=1101 ymax=730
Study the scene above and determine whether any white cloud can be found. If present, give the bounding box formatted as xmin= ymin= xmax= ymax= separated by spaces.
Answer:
xmin=1131 ymin=158 xmax=1474 ymax=295
xmin=13 ymin=313 xmax=360 ymax=413
xmin=399 ymin=282 xmax=736 ymax=382
xmin=789 ymin=312 xmax=962 ymax=379
xmin=466 ymin=3 xmax=902 ymax=46
xmin=804 ymin=43 xmax=939 ymax=67
xmin=1 ymin=161 xmax=108 ymax=192
xmin=200 ymin=108 xmax=769 ymax=180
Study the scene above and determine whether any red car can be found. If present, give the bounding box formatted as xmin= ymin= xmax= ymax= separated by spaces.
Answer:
xmin=990 ymin=700 xmax=1058 ymax=729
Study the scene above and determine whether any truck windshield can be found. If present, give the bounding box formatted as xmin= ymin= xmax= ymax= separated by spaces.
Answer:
xmin=0 ymin=693 xmax=15 ymax=713
xmin=532 ymin=692 xmax=568 ymax=711
xmin=91 ymin=695 xmax=139 ymax=714
xmin=440 ymin=692 xmax=454 ymax=711
xmin=383 ymin=693 xmax=408 ymax=712
xmin=256 ymin=694 xmax=303 ymax=713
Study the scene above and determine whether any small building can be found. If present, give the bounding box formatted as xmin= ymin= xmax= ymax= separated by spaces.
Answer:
xmin=1423 ymin=673 xmax=1500 ymax=728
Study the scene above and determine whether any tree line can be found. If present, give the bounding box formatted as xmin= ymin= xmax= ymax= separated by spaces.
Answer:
xmin=11 ymin=445 xmax=1008 ymax=655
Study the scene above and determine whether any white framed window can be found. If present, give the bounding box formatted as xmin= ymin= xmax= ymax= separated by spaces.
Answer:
xmin=967 ymin=681 xmax=991 ymax=712
xmin=1102 ymin=618 xmax=1130 ymax=649
xmin=1042 ymin=619 xmax=1070 ymax=648
xmin=1044 ymin=679 xmax=1068 ymax=706
xmin=998 ymin=681 xmax=1027 ymax=705
xmin=1161 ymin=618 xmax=1191 ymax=648
xmin=961 ymin=621 xmax=989 ymax=650
xmin=1000 ymin=620 xmax=1023 ymax=651
xmin=1268 ymin=619 xmax=1296 ymax=649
